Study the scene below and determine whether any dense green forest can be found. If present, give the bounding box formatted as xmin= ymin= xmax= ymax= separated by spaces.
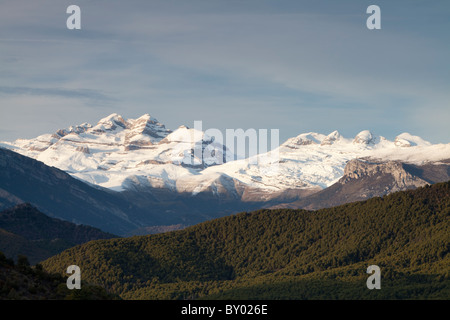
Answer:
xmin=0 ymin=251 xmax=117 ymax=300
xmin=42 ymin=181 xmax=450 ymax=299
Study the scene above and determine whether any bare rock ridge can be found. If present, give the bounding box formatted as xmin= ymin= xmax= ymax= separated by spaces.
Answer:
xmin=341 ymin=159 xmax=429 ymax=192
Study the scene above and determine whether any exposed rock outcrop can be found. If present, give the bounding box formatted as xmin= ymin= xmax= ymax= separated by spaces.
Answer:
xmin=341 ymin=159 xmax=429 ymax=193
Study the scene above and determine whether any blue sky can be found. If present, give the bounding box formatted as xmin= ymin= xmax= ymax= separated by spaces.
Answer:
xmin=0 ymin=0 xmax=449 ymax=143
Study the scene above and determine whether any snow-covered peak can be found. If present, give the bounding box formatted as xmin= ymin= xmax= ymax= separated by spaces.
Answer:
xmin=56 ymin=122 xmax=92 ymax=137
xmin=353 ymin=130 xmax=376 ymax=145
xmin=129 ymin=114 xmax=163 ymax=128
xmin=92 ymin=113 xmax=127 ymax=132
xmin=98 ymin=113 xmax=125 ymax=124
xmin=321 ymin=130 xmax=342 ymax=145
xmin=126 ymin=114 xmax=171 ymax=142
xmin=394 ymin=133 xmax=432 ymax=147
xmin=162 ymin=125 xmax=203 ymax=143
xmin=282 ymin=132 xmax=326 ymax=148
xmin=136 ymin=113 xmax=154 ymax=121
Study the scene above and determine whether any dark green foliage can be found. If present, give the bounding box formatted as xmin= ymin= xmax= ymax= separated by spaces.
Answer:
xmin=0 ymin=251 xmax=118 ymax=300
xmin=0 ymin=203 xmax=118 ymax=264
xmin=42 ymin=181 xmax=450 ymax=300
xmin=0 ymin=251 xmax=14 ymax=267
xmin=17 ymin=255 xmax=30 ymax=271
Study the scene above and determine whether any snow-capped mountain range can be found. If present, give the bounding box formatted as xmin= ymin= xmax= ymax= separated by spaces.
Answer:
xmin=2 ymin=113 xmax=450 ymax=197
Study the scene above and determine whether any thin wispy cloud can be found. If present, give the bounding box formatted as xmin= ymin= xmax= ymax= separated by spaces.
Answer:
xmin=0 ymin=86 xmax=115 ymax=102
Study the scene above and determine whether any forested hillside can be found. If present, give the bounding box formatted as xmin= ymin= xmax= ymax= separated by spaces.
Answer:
xmin=0 ymin=251 xmax=117 ymax=300
xmin=0 ymin=203 xmax=117 ymax=264
xmin=42 ymin=181 xmax=450 ymax=299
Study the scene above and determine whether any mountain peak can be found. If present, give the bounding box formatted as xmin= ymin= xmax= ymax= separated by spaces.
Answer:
xmin=321 ymin=130 xmax=342 ymax=146
xmin=135 ymin=113 xmax=159 ymax=123
xmin=282 ymin=132 xmax=325 ymax=147
xmin=353 ymin=130 xmax=375 ymax=144
xmin=394 ymin=133 xmax=431 ymax=147
xmin=98 ymin=113 xmax=125 ymax=124
xmin=56 ymin=122 xmax=92 ymax=137
xmin=138 ymin=113 xmax=151 ymax=119
xmin=128 ymin=114 xmax=172 ymax=141
xmin=93 ymin=113 xmax=127 ymax=132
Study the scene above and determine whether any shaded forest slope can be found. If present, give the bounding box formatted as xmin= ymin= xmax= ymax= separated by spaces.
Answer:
xmin=42 ymin=181 xmax=450 ymax=299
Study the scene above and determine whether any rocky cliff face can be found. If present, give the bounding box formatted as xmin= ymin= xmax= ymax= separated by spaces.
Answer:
xmin=341 ymin=159 xmax=429 ymax=194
